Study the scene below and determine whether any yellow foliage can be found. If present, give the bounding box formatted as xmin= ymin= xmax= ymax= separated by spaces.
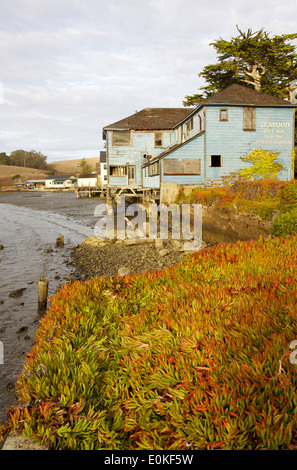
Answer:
xmin=239 ymin=148 xmax=284 ymax=180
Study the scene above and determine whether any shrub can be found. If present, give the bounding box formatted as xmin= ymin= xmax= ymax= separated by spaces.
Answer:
xmin=270 ymin=208 xmax=297 ymax=236
xmin=279 ymin=181 xmax=297 ymax=213
xmin=239 ymin=148 xmax=284 ymax=180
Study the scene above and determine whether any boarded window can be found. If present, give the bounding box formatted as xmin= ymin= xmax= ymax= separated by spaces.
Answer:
xmin=154 ymin=132 xmax=163 ymax=148
xmin=220 ymin=108 xmax=228 ymax=121
xmin=163 ymin=158 xmax=201 ymax=175
xmin=243 ymin=107 xmax=256 ymax=131
xmin=112 ymin=131 xmax=131 ymax=146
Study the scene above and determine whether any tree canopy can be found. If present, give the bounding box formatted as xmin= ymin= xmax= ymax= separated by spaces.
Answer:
xmin=78 ymin=157 xmax=93 ymax=175
xmin=0 ymin=149 xmax=48 ymax=169
xmin=183 ymin=26 xmax=297 ymax=105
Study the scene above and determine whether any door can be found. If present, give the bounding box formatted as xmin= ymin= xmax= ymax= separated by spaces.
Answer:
xmin=128 ymin=166 xmax=136 ymax=185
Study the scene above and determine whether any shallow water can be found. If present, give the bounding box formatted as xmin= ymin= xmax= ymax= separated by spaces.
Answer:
xmin=0 ymin=191 xmax=101 ymax=424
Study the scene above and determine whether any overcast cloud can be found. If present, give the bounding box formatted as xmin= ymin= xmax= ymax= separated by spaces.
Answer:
xmin=0 ymin=0 xmax=296 ymax=162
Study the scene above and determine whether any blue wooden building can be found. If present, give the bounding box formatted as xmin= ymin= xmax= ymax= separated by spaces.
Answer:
xmin=102 ymin=107 xmax=193 ymax=187
xmin=142 ymin=84 xmax=296 ymax=189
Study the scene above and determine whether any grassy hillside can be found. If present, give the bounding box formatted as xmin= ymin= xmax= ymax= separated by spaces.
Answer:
xmin=2 ymin=234 xmax=297 ymax=450
xmin=0 ymin=165 xmax=49 ymax=188
xmin=0 ymin=156 xmax=99 ymax=187
xmin=48 ymin=157 xmax=99 ymax=175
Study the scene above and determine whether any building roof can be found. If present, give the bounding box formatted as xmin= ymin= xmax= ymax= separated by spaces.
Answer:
xmin=103 ymin=108 xmax=194 ymax=132
xmin=45 ymin=174 xmax=75 ymax=181
xmin=202 ymin=84 xmax=296 ymax=107
xmin=77 ymin=173 xmax=97 ymax=179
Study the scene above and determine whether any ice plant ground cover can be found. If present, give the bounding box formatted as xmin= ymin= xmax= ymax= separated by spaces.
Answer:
xmin=177 ymin=179 xmax=297 ymax=223
xmin=1 ymin=234 xmax=297 ymax=449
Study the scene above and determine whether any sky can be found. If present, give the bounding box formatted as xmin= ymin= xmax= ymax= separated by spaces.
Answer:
xmin=0 ymin=0 xmax=296 ymax=163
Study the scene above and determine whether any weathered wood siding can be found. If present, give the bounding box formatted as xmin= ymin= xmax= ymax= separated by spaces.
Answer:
xmin=107 ymin=130 xmax=175 ymax=186
xmin=161 ymin=133 xmax=205 ymax=185
xmin=205 ymin=106 xmax=295 ymax=182
xmin=174 ymin=109 xmax=204 ymax=145
xmin=142 ymin=171 xmax=160 ymax=189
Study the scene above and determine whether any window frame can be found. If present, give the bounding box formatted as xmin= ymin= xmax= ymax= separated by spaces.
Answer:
xmin=219 ymin=108 xmax=228 ymax=122
xmin=243 ymin=107 xmax=256 ymax=132
xmin=185 ymin=118 xmax=194 ymax=136
xmin=112 ymin=130 xmax=131 ymax=146
xmin=154 ymin=132 xmax=163 ymax=148
xmin=109 ymin=166 xmax=128 ymax=177
xmin=148 ymin=161 xmax=160 ymax=177
xmin=210 ymin=155 xmax=222 ymax=168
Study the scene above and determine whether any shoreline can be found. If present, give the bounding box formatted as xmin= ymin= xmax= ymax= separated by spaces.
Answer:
xmin=69 ymin=236 xmax=211 ymax=281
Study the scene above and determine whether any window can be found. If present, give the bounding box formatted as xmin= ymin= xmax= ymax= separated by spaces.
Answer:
xmin=163 ymin=158 xmax=201 ymax=175
xmin=148 ymin=162 xmax=159 ymax=176
xmin=243 ymin=107 xmax=256 ymax=131
xmin=112 ymin=131 xmax=131 ymax=146
xmin=109 ymin=166 xmax=127 ymax=177
xmin=185 ymin=118 xmax=194 ymax=136
xmin=154 ymin=132 xmax=163 ymax=148
xmin=220 ymin=109 xmax=228 ymax=121
xmin=210 ymin=155 xmax=222 ymax=167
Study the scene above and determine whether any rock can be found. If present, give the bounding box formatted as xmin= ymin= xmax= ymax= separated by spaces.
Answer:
xmin=55 ymin=236 xmax=64 ymax=248
xmin=118 ymin=267 xmax=130 ymax=276
xmin=2 ymin=431 xmax=48 ymax=450
xmin=0 ymin=300 xmax=4 ymax=304
xmin=6 ymin=382 xmax=15 ymax=391
xmin=9 ymin=288 xmax=26 ymax=298
xmin=16 ymin=326 xmax=28 ymax=334
xmin=0 ymin=244 xmax=4 ymax=250
xmin=45 ymin=248 xmax=54 ymax=253
xmin=155 ymin=239 xmax=164 ymax=249
xmin=171 ymin=240 xmax=182 ymax=251
xmin=159 ymin=249 xmax=169 ymax=257
xmin=124 ymin=238 xmax=155 ymax=246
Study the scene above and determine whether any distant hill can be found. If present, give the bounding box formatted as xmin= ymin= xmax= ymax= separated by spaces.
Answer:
xmin=0 ymin=165 xmax=49 ymax=188
xmin=48 ymin=157 xmax=99 ymax=175
xmin=0 ymin=157 xmax=100 ymax=188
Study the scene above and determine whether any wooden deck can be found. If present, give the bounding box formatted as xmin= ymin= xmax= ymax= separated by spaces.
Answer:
xmin=76 ymin=185 xmax=160 ymax=202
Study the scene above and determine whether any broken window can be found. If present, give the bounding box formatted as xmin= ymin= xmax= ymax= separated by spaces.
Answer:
xmin=148 ymin=162 xmax=159 ymax=176
xmin=185 ymin=118 xmax=194 ymax=135
xmin=112 ymin=131 xmax=131 ymax=146
xmin=210 ymin=155 xmax=222 ymax=167
xmin=219 ymin=109 xmax=228 ymax=121
xmin=154 ymin=132 xmax=163 ymax=148
xmin=109 ymin=166 xmax=127 ymax=177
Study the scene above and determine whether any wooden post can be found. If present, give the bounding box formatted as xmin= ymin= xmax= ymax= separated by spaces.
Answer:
xmin=55 ymin=235 xmax=64 ymax=247
xmin=38 ymin=279 xmax=48 ymax=311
